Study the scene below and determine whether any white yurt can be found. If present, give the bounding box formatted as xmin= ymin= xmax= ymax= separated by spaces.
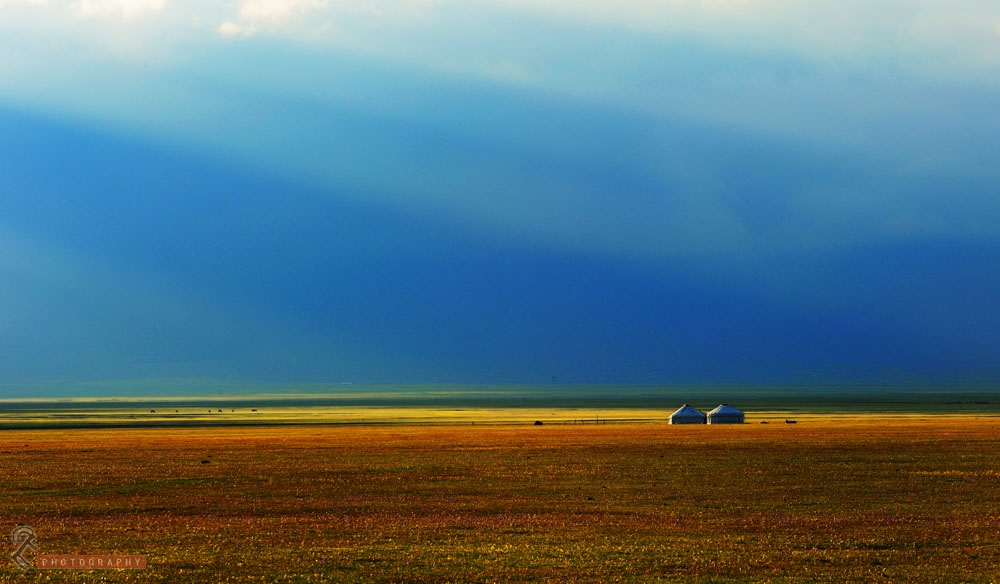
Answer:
xmin=707 ymin=404 xmax=745 ymax=424
xmin=669 ymin=404 xmax=707 ymax=425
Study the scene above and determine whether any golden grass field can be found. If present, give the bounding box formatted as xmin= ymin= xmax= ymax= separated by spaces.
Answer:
xmin=2 ymin=413 xmax=1000 ymax=582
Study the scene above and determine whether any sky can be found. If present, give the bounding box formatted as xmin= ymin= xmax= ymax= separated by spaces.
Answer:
xmin=1 ymin=0 xmax=999 ymax=395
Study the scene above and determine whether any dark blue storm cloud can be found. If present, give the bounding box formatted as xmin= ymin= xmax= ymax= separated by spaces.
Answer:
xmin=2 ymin=106 xmax=998 ymax=394
xmin=1 ymin=1 xmax=999 ymax=395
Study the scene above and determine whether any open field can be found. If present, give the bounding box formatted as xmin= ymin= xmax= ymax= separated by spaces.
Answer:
xmin=2 ymin=385 xmax=999 ymax=429
xmin=3 ymin=415 xmax=1000 ymax=582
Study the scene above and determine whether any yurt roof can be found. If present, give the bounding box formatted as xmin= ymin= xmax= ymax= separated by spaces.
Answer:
xmin=707 ymin=404 xmax=743 ymax=416
xmin=670 ymin=404 xmax=706 ymax=418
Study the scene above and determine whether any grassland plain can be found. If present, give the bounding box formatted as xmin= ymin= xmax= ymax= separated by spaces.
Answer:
xmin=2 ymin=384 xmax=998 ymax=429
xmin=2 ymin=417 xmax=1000 ymax=583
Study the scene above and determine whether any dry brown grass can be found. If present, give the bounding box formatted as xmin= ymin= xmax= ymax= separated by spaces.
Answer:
xmin=2 ymin=416 xmax=1000 ymax=582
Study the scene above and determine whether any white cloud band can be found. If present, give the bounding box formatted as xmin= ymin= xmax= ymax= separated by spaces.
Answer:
xmin=78 ymin=0 xmax=166 ymax=18
xmin=217 ymin=0 xmax=327 ymax=37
